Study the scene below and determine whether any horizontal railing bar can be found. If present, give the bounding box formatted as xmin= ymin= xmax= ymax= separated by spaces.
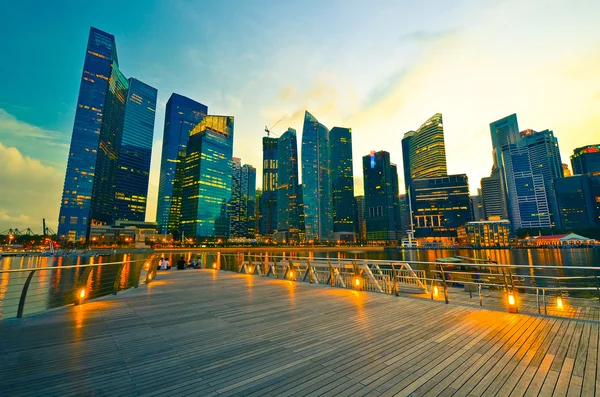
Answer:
xmin=427 ymin=270 xmax=597 ymax=280
xmin=0 ymin=258 xmax=150 ymax=274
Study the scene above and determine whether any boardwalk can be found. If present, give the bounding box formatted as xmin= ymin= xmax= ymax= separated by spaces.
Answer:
xmin=1 ymin=270 xmax=599 ymax=396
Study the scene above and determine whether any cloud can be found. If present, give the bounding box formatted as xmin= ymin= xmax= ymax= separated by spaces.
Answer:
xmin=0 ymin=142 xmax=63 ymax=233
xmin=0 ymin=109 xmax=68 ymax=143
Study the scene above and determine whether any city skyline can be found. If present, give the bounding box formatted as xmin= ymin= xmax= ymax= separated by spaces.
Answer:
xmin=2 ymin=1 xmax=600 ymax=232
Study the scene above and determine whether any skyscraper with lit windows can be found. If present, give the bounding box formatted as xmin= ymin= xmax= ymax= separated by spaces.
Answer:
xmin=301 ymin=111 xmax=333 ymax=242
xmin=180 ymin=116 xmax=234 ymax=239
xmin=58 ymin=27 xmax=156 ymax=241
xmin=156 ymin=94 xmax=207 ymax=235
xmin=260 ymin=137 xmax=278 ymax=236
xmin=571 ymin=145 xmax=600 ymax=176
xmin=330 ymin=127 xmax=355 ymax=241
xmin=277 ymin=128 xmax=302 ymax=242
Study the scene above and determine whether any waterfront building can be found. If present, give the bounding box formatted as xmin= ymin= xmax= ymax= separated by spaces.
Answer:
xmin=553 ymin=175 xmax=600 ymax=230
xmin=59 ymin=27 xmax=150 ymax=241
xmin=527 ymin=233 xmax=597 ymax=247
xmin=502 ymin=144 xmax=551 ymax=230
xmin=470 ymin=191 xmax=485 ymax=221
xmin=562 ymin=164 xmax=571 ymax=177
xmin=457 ymin=220 xmax=510 ymax=247
xmin=362 ymin=151 xmax=401 ymax=242
xmin=114 ymin=78 xmax=157 ymax=222
xmin=156 ymin=94 xmax=208 ymax=235
xmin=480 ymin=169 xmax=506 ymax=220
xmin=277 ymin=128 xmax=302 ymax=242
xmin=301 ymin=111 xmax=333 ymax=242
xmin=355 ymin=195 xmax=366 ymax=243
xmin=412 ymin=174 xmax=472 ymax=240
xmin=230 ymin=158 xmax=243 ymax=237
xmin=571 ymin=145 xmax=600 ymax=176
xmin=243 ymin=165 xmax=257 ymax=238
xmin=398 ymin=194 xmax=411 ymax=240
xmin=180 ymin=116 xmax=234 ymax=239
xmin=254 ymin=188 xmax=262 ymax=238
xmin=330 ymin=127 xmax=355 ymax=242
xmin=260 ymin=137 xmax=278 ymax=236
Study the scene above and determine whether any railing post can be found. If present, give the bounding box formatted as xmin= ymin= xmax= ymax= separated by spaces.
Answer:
xmin=543 ymin=289 xmax=547 ymax=314
xmin=16 ymin=270 xmax=37 ymax=318
xmin=479 ymin=284 xmax=482 ymax=306
xmin=392 ymin=263 xmax=398 ymax=296
xmin=536 ymin=288 xmax=540 ymax=313
xmin=112 ymin=261 xmax=128 ymax=295
xmin=595 ymin=274 xmax=600 ymax=303
xmin=438 ymin=264 xmax=449 ymax=304
xmin=327 ymin=260 xmax=335 ymax=287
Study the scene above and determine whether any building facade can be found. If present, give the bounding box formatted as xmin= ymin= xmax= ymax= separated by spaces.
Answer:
xmin=571 ymin=145 xmax=600 ymax=176
xmin=277 ymin=128 xmax=303 ymax=242
xmin=457 ymin=220 xmax=511 ymax=247
xmin=553 ymin=175 xmax=600 ymax=230
xmin=58 ymin=27 xmax=157 ymax=241
xmin=355 ymin=195 xmax=366 ymax=243
xmin=301 ymin=111 xmax=333 ymax=242
xmin=156 ymin=94 xmax=208 ymax=235
xmin=412 ymin=174 xmax=472 ymax=239
xmin=260 ymin=137 xmax=278 ymax=236
xmin=330 ymin=127 xmax=355 ymax=241
xmin=114 ymin=78 xmax=157 ymax=222
xmin=180 ymin=116 xmax=234 ymax=239
xmin=470 ymin=192 xmax=485 ymax=221
xmin=362 ymin=151 xmax=401 ymax=241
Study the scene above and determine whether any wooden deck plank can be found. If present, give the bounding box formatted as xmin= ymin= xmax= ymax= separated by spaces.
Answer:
xmin=0 ymin=270 xmax=598 ymax=396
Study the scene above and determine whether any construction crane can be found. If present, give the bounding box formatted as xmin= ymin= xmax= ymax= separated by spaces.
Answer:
xmin=265 ymin=119 xmax=282 ymax=137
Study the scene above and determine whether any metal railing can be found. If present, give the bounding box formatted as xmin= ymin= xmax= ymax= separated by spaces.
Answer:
xmin=182 ymin=252 xmax=600 ymax=320
xmin=0 ymin=256 xmax=158 ymax=319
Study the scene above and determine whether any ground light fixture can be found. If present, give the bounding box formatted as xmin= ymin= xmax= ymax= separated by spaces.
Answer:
xmin=557 ymin=296 xmax=564 ymax=309
xmin=354 ymin=277 xmax=361 ymax=289
xmin=213 ymin=263 xmax=217 ymax=269
xmin=507 ymin=292 xmax=518 ymax=313
xmin=433 ymin=286 xmax=439 ymax=298
xmin=289 ymin=270 xmax=294 ymax=279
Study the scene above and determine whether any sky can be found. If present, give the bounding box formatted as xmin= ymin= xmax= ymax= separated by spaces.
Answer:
xmin=0 ymin=0 xmax=599 ymax=234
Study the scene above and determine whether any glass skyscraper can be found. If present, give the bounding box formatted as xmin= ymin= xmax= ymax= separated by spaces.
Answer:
xmin=180 ymin=116 xmax=234 ymax=239
xmin=362 ymin=151 xmax=401 ymax=241
xmin=301 ymin=111 xmax=333 ymax=242
xmin=230 ymin=159 xmax=256 ymax=238
xmin=330 ymin=127 xmax=355 ymax=240
xmin=156 ymin=94 xmax=208 ymax=235
xmin=553 ymin=175 xmax=600 ymax=229
xmin=114 ymin=78 xmax=157 ymax=221
xmin=260 ymin=137 xmax=278 ymax=236
xmin=571 ymin=145 xmax=600 ymax=176
xmin=277 ymin=128 xmax=302 ymax=242
xmin=402 ymin=113 xmax=447 ymax=186
xmin=58 ymin=27 xmax=156 ymax=241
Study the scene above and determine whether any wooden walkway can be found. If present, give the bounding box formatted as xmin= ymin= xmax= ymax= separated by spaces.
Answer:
xmin=1 ymin=270 xmax=599 ymax=396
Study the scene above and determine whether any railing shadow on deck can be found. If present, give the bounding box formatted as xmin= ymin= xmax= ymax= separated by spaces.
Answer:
xmin=0 ymin=255 xmax=158 ymax=320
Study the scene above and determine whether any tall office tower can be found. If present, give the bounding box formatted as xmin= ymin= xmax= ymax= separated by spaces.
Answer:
xmin=254 ymin=188 xmax=262 ymax=238
xmin=502 ymin=144 xmax=551 ymax=230
xmin=180 ymin=116 xmax=234 ymax=239
xmin=488 ymin=114 xmax=520 ymax=219
xmin=301 ymin=111 xmax=333 ymax=242
xmin=401 ymin=131 xmax=414 ymax=193
xmin=480 ymin=170 xmax=506 ymax=220
xmin=553 ymin=175 xmax=600 ymax=229
xmin=229 ymin=158 xmax=243 ymax=237
xmin=243 ymin=165 xmax=257 ymax=238
xmin=571 ymin=145 xmax=600 ymax=176
xmin=354 ymin=195 xmax=366 ymax=243
xmin=519 ymin=129 xmax=563 ymax=226
xmin=362 ymin=151 xmax=400 ymax=241
xmin=114 ymin=78 xmax=157 ymax=221
xmin=260 ymin=137 xmax=278 ymax=236
xmin=471 ymin=191 xmax=485 ymax=221
xmin=277 ymin=128 xmax=302 ymax=242
xmin=59 ymin=27 xmax=129 ymax=241
xmin=398 ymin=194 xmax=411 ymax=239
xmin=562 ymin=164 xmax=571 ymax=177
xmin=412 ymin=174 xmax=472 ymax=239
xmin=330 ymin=127 xmax=355 ymax=241
xmin=156 ymin=94 xmax=208 ymax=235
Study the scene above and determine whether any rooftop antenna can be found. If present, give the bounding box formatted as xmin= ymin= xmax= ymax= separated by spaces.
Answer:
xmin=265 ymin=119 xmax=282 ymax=137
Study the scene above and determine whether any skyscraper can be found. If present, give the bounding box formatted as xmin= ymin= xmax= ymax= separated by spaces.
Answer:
xmin=242 ymin=164 xmax=257 ymax=238
xmin=480 ymin=169 xmax=506 ymax=220
xmin=553 ymin=175 xmax=600 ymax=230
xmin=330 ymin=127 xmax=355 ymax=241
xmin=571 ymin=145 xmax=600 ymax=176
xmin=230 ymin=158 xmax=243 ymax=237
xmin=277 ymin=128 xmax=302 ymax=242
xmin=230 ymin=159 xmax=257 ymax=239
xmin=412 ymin=174 xmax=472 ymax=239
xmin=355 ymin=195 xmax=366 ymax=243
xmin=471 ymin=191 xmax=485 ymax=221
xmin=402 ymin=113 xmax=447 ymax=191
xmin=58 ymin=27 xmax=156 ymax=241
xmin=260 ymin=137 xmax=278 ymax=236
xmin=114 ymin=78 xmax=157 ymax=222
xmin=301 ymin=111 xmax=333 ymax=242
xmin=362 ymin=151 xmax=400 ymax=241
xmin=180 ymin=116 xmax=234 ymax=239
xmin=156 ymin=94 xmax=208 ymax=235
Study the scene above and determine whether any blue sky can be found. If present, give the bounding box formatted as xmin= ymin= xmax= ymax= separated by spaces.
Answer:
xmin=1 ymin=0 xmax=599 ymax=232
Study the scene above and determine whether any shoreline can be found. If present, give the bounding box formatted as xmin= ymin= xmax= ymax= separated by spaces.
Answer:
xmin=155 ymin=246 xmax=385 ymax=253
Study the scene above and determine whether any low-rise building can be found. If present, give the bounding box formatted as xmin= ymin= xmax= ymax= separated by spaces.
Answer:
xmin=457 ymin=220 xmax=511 ymax=247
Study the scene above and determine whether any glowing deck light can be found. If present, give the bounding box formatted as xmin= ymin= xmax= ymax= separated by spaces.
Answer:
xmin=79 ymin=288 xmax=86 ymax=299
xmin=147 ymin=273 xmax=153 ymax=281
xmin=508 ymin=293 xmax=515 ymax=306
xmin=354 ymin=278 xmax=361 ymax=287
xmin=557 ymin=297 xmax=564 ymax=309
xmin=289 ymin=271 xmax=294 ymax=279
xmin=433 ymin=286 xmax=439 ymax=297
xmin=213 ymin=264 xmax=217 ymax=269
xmin=507 ymin=292 xmax=518 ymax=313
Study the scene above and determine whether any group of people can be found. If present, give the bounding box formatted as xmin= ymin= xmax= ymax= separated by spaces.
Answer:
xmin=158 ymin=256 xmax=203 ymax=270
